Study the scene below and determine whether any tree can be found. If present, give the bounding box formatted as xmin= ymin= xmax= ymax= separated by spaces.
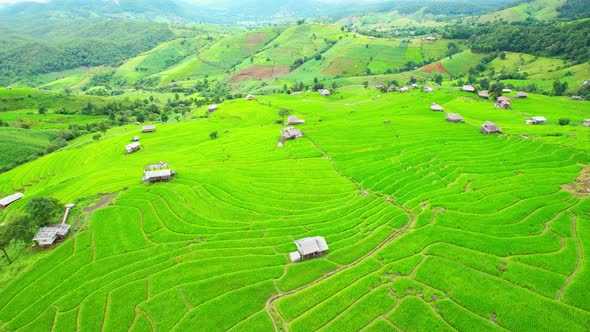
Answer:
xmin=553 ymin=80 xmax=568 ymax=96
xmin=209 ymin=131 xmax=218 ymax=140
xmin=161 ymin=113 xmax=169 ymax=122
xmin=278 ymin=109 xmax=290 ymax=123
xmin=93 ymin=133 xmax=102 ymax=141
xmin=38 ymin=105 xmax=47 ymax=115
xmin=559 ymin=118 xmax=570 ymax=126
xmin=0 ymin=225 xmax=13 ymax=264
xmin=434 ymin=74 xmax=443 ymax=85
xmin=98 ymin=122 xmax=108 ymax=134
xmin=26 ymin=197 xmax=63 ymax=227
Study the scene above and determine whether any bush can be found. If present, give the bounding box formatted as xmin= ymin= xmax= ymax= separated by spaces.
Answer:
xmin=209 ymin=131 xmax=218 ymax=140
xmin=558 ymin=118 xmax=570 ymax=126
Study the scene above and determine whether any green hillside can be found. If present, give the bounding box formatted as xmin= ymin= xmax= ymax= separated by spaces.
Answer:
xmin=0 ymin=87 xmax=589 ymax=330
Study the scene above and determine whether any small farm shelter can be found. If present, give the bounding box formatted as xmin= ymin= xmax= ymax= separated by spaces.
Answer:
xmin=145 ymin=162 xmax=169 ymax=170
xmin=478 ymin=91 xmax=490 ymax=99
xmin=446 ymin=113 xmax=463 ymax=122
xmin=386 ymin=85 xmax=396 ymax=93
xmin=399 ymin=86 xmax=409 ymax=93
xmin=502 ymin=89 xmax=512 ymax=93
xmin=245 ymin=94 xmax=255 ymax=100
xmin=33 ymin=224 xmax=71 ymax=248
xmin=6 ymin=86 xmax=12 ymax=90
xmin=462 ymin=85 xmax=475 ymax=92
xmin=515 ymin=91 xmax=528 ymax=99
xmin=411 ymin=83 xmax=418 ymax=89
xmin=125 ymin=142 xmax=141 ymax=154
xmin=425 ymin=36 xmax=436 ymax=41
xmin=286 ymin=116 xmax=305 ymax=125
xmin=293 ymin=236 xmax=329 ymax=260
xmin=132 ymin=136 xmax=140 ymax=142
xmin=424 ymin=85 xmax=434 ymax=93
xmin=582 ymin=119 xmax=590 ymax=127
xmin=531 ymin=116 xmax=547 ymax=124
xmin=289 ymin=251 xmax=301 ymax=262
xmin=375 ymin=84 xmax=384 ymax=90
xmin=496 ymin=96 xmax=511 ymax=109
xmin=430 ymin=103 xmax=444 ymax=111
xmin=134 ymin=121 xmax=140 ymax=125
xmin=481 ymin=121 xmax=501 ymax=134
xmin=142 ymin=169 xmax=174 ymax=184
xmin=291 ymin=91 xmax=303 ymax=95
xmin=571 ymin=96 xmax=584 ymax=101
xmin=280 ymin=127 xmax=303 ymax=140
xmin=0 ymin=193 xmax=24 ymax=208
xmin=141 ymin=125 xmax=156 ymax=133
xmin=318 ymin=89 xmax=330 ymax=96
xmin=208 ymin=104 xmax=219 ymax=112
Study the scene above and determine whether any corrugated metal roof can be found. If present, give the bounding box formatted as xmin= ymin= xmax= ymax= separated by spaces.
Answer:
xmin=0 ymin=193 xmax=24 ymax=207
xmin=294 ymin=236 xmax=328 ymax=256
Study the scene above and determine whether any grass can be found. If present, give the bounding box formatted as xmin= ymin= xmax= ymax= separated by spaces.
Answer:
xmin=0 ymin=87 xmax=589 ymax=330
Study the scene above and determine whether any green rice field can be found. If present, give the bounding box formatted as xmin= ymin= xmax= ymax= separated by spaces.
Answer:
xmin=0 ymin=87 xmax=589 ymax=330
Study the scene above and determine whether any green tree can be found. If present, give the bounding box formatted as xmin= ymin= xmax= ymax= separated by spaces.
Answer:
xmin=558 ymin=118 xmax=570 ymax=126
xmin=38 ymin=105 xmax=47 ymax=115
xmin=26 ymin=197 xmax=63 ymax=227
xmin=209 ymin=131 xmax=218 ymax=140
xmin=93 ymin=133 xmax=102 ymax=141
xmin=278 ymin=109 xmax=290 ymax=123
xmin=161 ymin=113 xmax=169 ymax=122
xmin=553 ymin=81 xmax=568 ymax=96
xmin=434 ymin=74 xmax=443 ymax=85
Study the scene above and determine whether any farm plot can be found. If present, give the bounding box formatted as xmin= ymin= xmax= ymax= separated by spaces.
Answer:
xmin=0 ymin=89 xmax=590 ymax=331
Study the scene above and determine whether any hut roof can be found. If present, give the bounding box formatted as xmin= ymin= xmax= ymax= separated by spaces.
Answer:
xmin=280 ymin=127 xmax=303 ymax=140
xmin=462 ymin=85 xmax=475 ymax=92
xmin=208 ymin=104 xmax=218 ymax=111
xmin=287 ymin=116 xmax=305 ymax=125
xmin=289 ymin=251 xmax=301 ymax=262
xmin=399 ymin=86 xmax=409 ymax=92
xmin=141 ymin=125 xmax=156 ymax=132
xmin=6 ymin=86 xmax=12 ymax=90
xmin=502 ymin=89 xmax=512 ymax=93
xmin=318 ymin=89 xmax=331 ymax=96
xmin=145 ymin=162 xmax=169 ymax=170
xmin=516 ymin=91 xmax=528 ymax=98
xmin=126 ymin=142 xmax=141 ymax=153
xmin=133 ymin=136 xmax=140 ymax=141
xmin=446 ymin=113 xmax=463 ymax=122
xmin=294 ymin=236 xmax=329 ymax=256
xmin=478 ymin=91 xmax=490 ymax=98
xmin=481 ymin=121 xmax=501 ymax=134
xmin=375 ymin=84 xmax=384 ymax=89
xmin=424 ymin=85 xmax=433 ymax=92
xmin=0 ymin=193 xmax=24 ymax=208
xmin=245 ymin=94 xmax=255 ymax=100
xmin=572 ymin=96 xmax=584 ymax=100
xmin=531 ymin=116 xmax=547 ymax=123
xmin=430 ymin=103 xmax=444 ymax=111
xmin=144 ymin=169 xmax=173 ymax=179
xmin=33 ymin=224 xmax=71 ymax=242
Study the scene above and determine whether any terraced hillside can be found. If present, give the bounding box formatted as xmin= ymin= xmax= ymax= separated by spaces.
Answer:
xmin=0 ymin=88 xmax=589 ymax=330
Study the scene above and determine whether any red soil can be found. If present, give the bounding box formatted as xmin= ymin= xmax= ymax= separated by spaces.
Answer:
xmin=421 ymin=61 xmax=450 ymax=75
xmin=230 ymin=66 xmax=291 ymax=81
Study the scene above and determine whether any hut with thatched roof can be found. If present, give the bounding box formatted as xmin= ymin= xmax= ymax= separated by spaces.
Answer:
xmin=141 ymin=125 xmax=156 ymax=133
xmin=430 ymin=103 xmax=444 ymax=111
xmin=582 ymin=119 xmax=590 ymax=127
xmin=496 ymin=96 xmax=511 ymax=109
xmin=318 ymin=89 xmax=331 ymax=96
xmin=571 ymin=96 xmax=584 ymax=101
xmin=481 ymin=121 xmax=501 ymax=134
xmin=286 ymin=116 xmax=305 ymax=125
xmin=446 ymin=113 xmax=463 ymax=123
xmin=399 ymin=86 xmax=409 ymax=93
xmin=125 ymin=142 xmax=141 ymax=154
xmin=208 ymin=104 xmax=219 ymax=112
xmin=515 ymin=91 xmax=528 ymax=99
xmin=280 ymin=127 xmax=303 ymax=140
xmin=462 ymin=85 xmax=476 ymax=93
xmin=424 ymin=85 xmax=434 ymax=93
xmin=245 ymin=94 xmax=255 ymax=101
xmin=478 ymin=91 xmax=490 ymax=99
xmin=502 ymin=89 xmax=512 ymax=94
xmin=6 ymin=86 xmax=12 ymax=90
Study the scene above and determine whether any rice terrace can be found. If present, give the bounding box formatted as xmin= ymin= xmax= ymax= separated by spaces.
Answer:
xmin=0 ymin=0 xmax=590 ymax=331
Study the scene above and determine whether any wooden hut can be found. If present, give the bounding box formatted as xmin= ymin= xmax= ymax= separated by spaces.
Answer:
xmin=481 ymin=121 xmax=501 ymax=134
xmin=0 ymin=193 xmax=24 ymax=208
xmin=386 ymin=85 xmax=397 ymax=93
xmin=495 ymin=96 xmax=511 ymax=109
xmin=132 ymin=136 xmax=140 ymax=142
xmin=289 ymin=236 xmax=329 ymax=262
xmin=430 ymin=103 xmax=444 ymax=111
xmin=33 ymin=224 xmax=71 ymax=248
xmin=125 ymin=142 xmax=141 ymax=154
xmin=375 ymin=84 xmax=384 ymax=90
xmin=280 ymin=127 xmax=303 ymax=140
xmin=515 ymin=91 xmax=528 ymax=99
xmin=446 ymin=113 xmax=463 ymax=123
xmin=399 ymin=86 xmax=409 ymax=93
xmin=286 ymin=116 xmax=305 ymax=125
xmin=478 ymin=91 xmax=490 ymax=99
xmin=141 ymin=125 xmax=156 ymax=133
xmin=425 ymin=36 xmax=437 ymax=41
xmin=411 ymin=83 xmax=419 ymax=89
xmin=502 ymin=88 xmax=512 ymax=94
xmin=245 ymin=94 xmax=255 ymax=100
xmin=424 ymin=85 xmax=434 ymax=93
xmin=208 ymin=104 xmax=219 ymax=112
xmin=318 ymin=89 xmax=331 ymax=96
xmin=571 ymin=96 xmax=584 ymax=101
xmin=6 ymin=86 xmax=12 ymax=90
xmin=462 ymin=85 xmax=475 ymax=93
xmin=582 ymin=119 xmax=590 ymax=127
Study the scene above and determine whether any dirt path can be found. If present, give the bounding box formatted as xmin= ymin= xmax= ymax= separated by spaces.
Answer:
xmin=83 ymin=194 xmax=117 ymax=213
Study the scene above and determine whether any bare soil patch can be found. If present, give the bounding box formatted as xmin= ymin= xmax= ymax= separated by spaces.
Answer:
xmin=83 ymin=194 xmax=117 ymax=212
xmin=245 ymin=32 xmax=265 ymax=45
xmin=421 ymin=61 xmax=450 ymax=75
xmin=230 ymin=66 xmax=290 ymax=81
xmin=322 ymin=58 xmax=358 ymax=76
xmin=562 ymin=164 xmax=590 ymax=197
